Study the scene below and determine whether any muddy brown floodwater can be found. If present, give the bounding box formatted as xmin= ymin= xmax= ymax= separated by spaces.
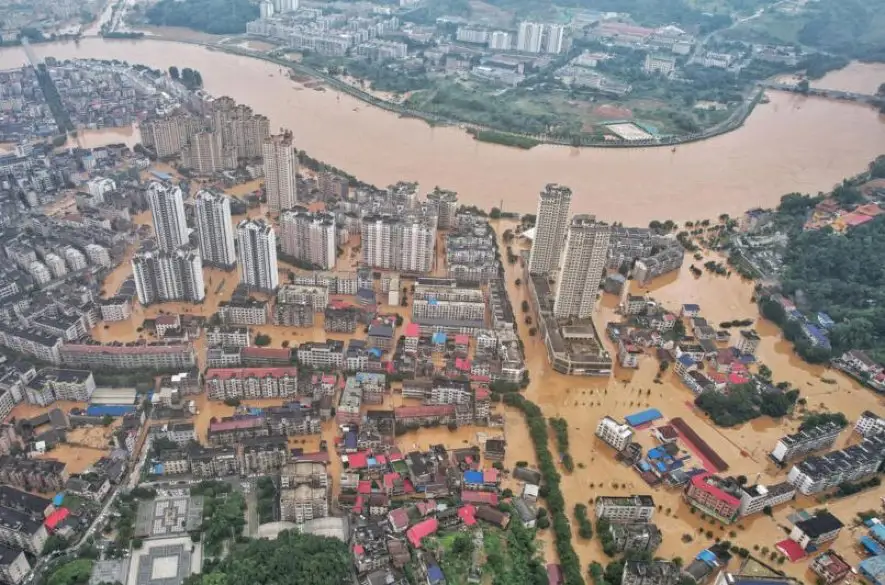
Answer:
xmin=1 ymin=40 xmax=884 ymax=223
xmin=491 ymin=219 xmax=885 ymax=580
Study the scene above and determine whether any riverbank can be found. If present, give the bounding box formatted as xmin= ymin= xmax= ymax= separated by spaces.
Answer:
xmin=206 ymin=40 xmax=772 ymax=150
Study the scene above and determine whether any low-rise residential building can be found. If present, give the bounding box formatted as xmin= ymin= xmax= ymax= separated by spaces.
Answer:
xmin=239 ymin=435 xmax=288 ymax=474
xmin=683 ymin=473 xmax=741 ymax=524
xmin=0 ymin=457 xmax=67 ymax=493
xmin=297 ymin=341 xmax=345 ymax=369
xmin=621 ymin=560 xmax=680 ymax=585
xmin=770 ymin=422 xmax=842 ymax=465
xmin=737 ymin=482 xmax=796 ymax=517
xmin=0 ymin=543 xmax=31 ymax=585
xmin=789 ymin=511 xmax=843 ymax=550
xmin=205 ymin=326 xmax=251 ymax=348
xmin=595 ymin=416 xmax=634 ymax=451
xmin=99 ymin=296 xmax=132 ymax=322
xmin=855 ymin=410 xmax=885 ymax=437
xmin=204 ymin=367 xmax=299 ymax=400
xmin=25 ymin=368 xmax=95 ymax=405
xmin=395 ymin=405 xmax=456 ymax=429
xmin=786 ymin=432 xmax=885 ymax=494
xmin=0 ymin=506 xmax=48 ymax=555
xmin=734 ymin=330 xmax=761 ymax=356
xmin=219 ymin=298 xmax=269 ymax=325
xmin=607 ymin=522 xmax=662 ymax=554
xmin=0 ymin=326 xmax=62 ymax=364
xmin=595 ymin=495 xmax=655 ymax=522
xmin=60 ymin=342 xmax=196 ymax=370
xmin=810 ymin=551 xmax=851 ymax=585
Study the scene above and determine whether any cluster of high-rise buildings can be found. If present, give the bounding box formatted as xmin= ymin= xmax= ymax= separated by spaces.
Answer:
xmin=141 ymin=97 xmax=271 ymax=175
xmin=132 ymin=182 xmax=280 ymax=305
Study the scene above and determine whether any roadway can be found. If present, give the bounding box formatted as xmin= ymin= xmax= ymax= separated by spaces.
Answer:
xmin=25 ymin=420 xmax=153 ymax=585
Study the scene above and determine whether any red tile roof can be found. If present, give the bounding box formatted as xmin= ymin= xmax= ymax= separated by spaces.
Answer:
xmin=347 ymin=452 xmax=369 ymax=469
xmin=483 ymin=468 xmax=498 ymax=484
xmin=404 ymin=323 xmax=420 ymax=337
xmin=690 ymin=473 xmax=740 ymax=507
xmin=45 ymin=507 xmax=69 ymax=530
xmin=461 ymin=490 xmax=499 ymax=505
xmin=358 ymin=480 xmax=372 ymax=494
xmin=388 ymin=507 xmax=410 ymax=531
xmin=383 ymin=472 xmax=400 ymax=489
xmin=475 ymin=387 xmax=490 ymax=401
xmin=458 ymin=504 xmax=477 ymax=526
xmin=209 ymin=416 xmax=265 ymax=432
xmin=206 ymin=367 xmax=298 ymax=381
xmin=406 ymin=518 xmax=438 ymax=548
xmin=454 ymin=334 xmax=469 ymax=345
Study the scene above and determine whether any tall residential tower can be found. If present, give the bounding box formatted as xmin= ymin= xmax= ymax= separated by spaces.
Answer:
xmin=132 ymin=246 xmax=205 ymax=305
xmin=279 ymin=207 xmax=337 ymax=270
xmin=553 ymin=215 xmax=611 ymax=319
xmin=237 ymin=219 xmax=279 ymax=292
xmin=147 ymin=182 xmax=189 ymax=251
xmin=194 ymin=190 xmax=237 ymax=270
xmin=528 ymin=183 xmax=572 ymax=274
xmin=262 ymin=132 xmax=298 ymax=212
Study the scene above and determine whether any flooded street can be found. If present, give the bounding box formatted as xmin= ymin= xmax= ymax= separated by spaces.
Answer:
xmin=0 ymin=40 xmax=884 ymax=223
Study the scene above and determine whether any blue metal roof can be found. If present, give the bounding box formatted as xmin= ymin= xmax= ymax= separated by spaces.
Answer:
xmin=861 ymin=536 xmax=885 ymax=555
xmin=677 ymin=354 xmax=696 ymax=367
xmin=464 ymin=470 xmax=483 ymax=484
xmin=427 ymin=565 xmax=444 ymax=584
xmin=625 ymin=408 xmax=662 ymax=427
xmin=432 ymin=332 xmax=446 ymax=344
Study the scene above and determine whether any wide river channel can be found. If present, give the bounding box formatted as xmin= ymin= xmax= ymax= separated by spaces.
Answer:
xmin=2 ymin=38 xmax=885 ymax=224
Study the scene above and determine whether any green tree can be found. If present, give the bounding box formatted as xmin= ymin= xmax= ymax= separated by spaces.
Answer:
xmin=169 ymin=66 xmax=179 ymax=79
xmin=254 ymin=333 xmax=272 ymax=346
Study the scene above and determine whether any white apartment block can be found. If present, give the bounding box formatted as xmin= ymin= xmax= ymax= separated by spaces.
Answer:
xmin=545 ymin=24 xmax=565 ymax=54
xmin=29 ymin=261 xmax=50 ymax=285
xmin=737 ymin=482 xmax=796 ymax=517
xmin=263 ymin=132 xmax=298 ymax=212
xmin=279 ymin=207 xmax=337 ymax=269
xmin=147 ymin=182 xmax=189 ymax=251
xmin=237 ymin=219 xmax=279 ymax=292
xmin=528 ymin=183 xmax=571 ymax=274
xmin=595 ymin=495 xmax=655 ymax=522
xmin=100 ymin=297 xmax=132 ymax=322
xmin=205 ymin=367 xmax=299 ymax=400
xmin=277 ymin=284 xmax=329 ymax=313
xmin=84 ymin=244 xmax=111 ymax=268
xmin=855 ymin=410 xmax=885 ymax=437
xmin=516 ymin=22 xmax=544 ymax=53
xmin=770 ymin=422 xmax=842 ymax=465
xmin=141 ymin=115 xmax=200 ymax=157
xmin=205 ymin=326 xmax=251 ymax=348
xmin=426 ymin=188 xmax=458 ymax=230
xmin=86 ymin=177 xmax=116 ymax=204
xmin=554 ymin=215 xmax=611 ymax=319
xmin=488 ymin=31 xmax=512 ymax=51
xmin=132 ymin=246 xmax=205 ymax=305
xmin=195 ymin=190 xmax=237 ymax=269
xmin=63 ymin=247 xmax=87 ymax=271
xmin=595 ymin=416 xmax=634 ymax=451
xmin=211 ymin=97 xmax=270 ymax=158
xmin=361 ymin=214 xmax=435 ymax=273
xmin=182 ymin=131 xmax=236 ymax=175
xmin=44 ymin=253 xmax=66 ymax=279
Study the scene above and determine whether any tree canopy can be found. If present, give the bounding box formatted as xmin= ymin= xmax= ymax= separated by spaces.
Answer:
xmin=146 ymin=0 xmax=258 ymax=34
xmin=186 ymin=530 xmax=351 ymax=585
xmin=780 ymin=216 xmax=885 ymax=361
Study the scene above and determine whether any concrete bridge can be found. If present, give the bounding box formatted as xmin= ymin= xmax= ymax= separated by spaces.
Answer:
xmin=760 ymin=82 xmax=885 ymax=106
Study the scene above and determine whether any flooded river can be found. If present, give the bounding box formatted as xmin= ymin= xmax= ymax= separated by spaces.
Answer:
xmin=1 ymin=39 xmax=884 ymax=224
